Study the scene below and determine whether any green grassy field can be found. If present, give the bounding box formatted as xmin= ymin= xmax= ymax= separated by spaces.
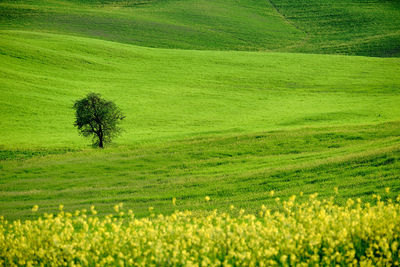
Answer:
xmin=270 ymin=0 xmax=400 ymax=57
xmin=1 ymin=121 xmax=400 ymax=220
xmin=1 ymin=31 xmax=399 ymax=148
xmin=1 ymin=0 xmax=400 ymax=221
xmin=1 ymin=0 xmax=400 ymax=55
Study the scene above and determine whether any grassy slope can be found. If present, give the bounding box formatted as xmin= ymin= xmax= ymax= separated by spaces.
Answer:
xmin=1 ymin=0 xmax=400 ymax=220
xmin=1 ymin=0 xmax=400 ymax=55
xmin=0 ymin=0 xmax=303 ymax=51
xmin=270 ymin=0 xmax=400 ymax=57
xmin=1 ymin=31 xmax=400 ymax=148
xmin=0 ymin=31 xmax=400 ymax=220
xmin=1 ymin=121 xmax=399 ymax=220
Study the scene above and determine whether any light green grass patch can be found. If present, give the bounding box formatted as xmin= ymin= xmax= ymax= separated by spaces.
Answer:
xmin=1 ymin=31 xmax=399 ymax=149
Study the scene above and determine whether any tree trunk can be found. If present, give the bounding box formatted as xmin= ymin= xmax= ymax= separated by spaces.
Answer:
xmin=99 ymin=138 xmax=104 ymax=148
xmin=98 ymin=126 xmax=104 ymax=148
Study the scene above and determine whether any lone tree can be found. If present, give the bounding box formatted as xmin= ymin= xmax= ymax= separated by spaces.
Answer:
xmin=73 ymin=93 xmax=125 ymax=148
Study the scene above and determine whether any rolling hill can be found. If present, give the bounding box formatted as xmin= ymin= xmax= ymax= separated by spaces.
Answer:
xmin=1 ymin=0 xmax=400 ymax=55
xmin=0 ymin=0 xmax=400 ymax=220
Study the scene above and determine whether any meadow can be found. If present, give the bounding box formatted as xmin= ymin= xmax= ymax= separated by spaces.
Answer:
xmin=0 ymin=0 xmax=400 ymax=264
xmin=1 ymin=0 xmax=400 ymax=55
xmin=0 ymin=29 xmax=399 ymax=219
xmin=1 ymin=31 xmax=399 ymax=148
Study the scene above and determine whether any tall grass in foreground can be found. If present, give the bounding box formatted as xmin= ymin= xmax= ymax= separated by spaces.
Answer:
xmin=1 ymin=193 xmax=400 ymax=266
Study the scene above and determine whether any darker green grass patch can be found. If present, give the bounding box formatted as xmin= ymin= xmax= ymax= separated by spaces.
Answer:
xmin=0 ymin=148 xmax=77 ymax=161
xmin=270 ymin=0 xmax=400 ymax=56
xmin=2 ymin=0 xmax=399 ymax=55
xmin=1 ymin=122 xmax=399 ymax=220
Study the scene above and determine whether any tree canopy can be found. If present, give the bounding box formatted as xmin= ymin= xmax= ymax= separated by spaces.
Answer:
xmin=73 ymin=93 xmax=125 ymax=148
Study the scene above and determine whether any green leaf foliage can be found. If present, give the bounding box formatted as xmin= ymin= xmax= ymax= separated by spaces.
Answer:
xmin=73 ymin=93 xmax=125 ymax=148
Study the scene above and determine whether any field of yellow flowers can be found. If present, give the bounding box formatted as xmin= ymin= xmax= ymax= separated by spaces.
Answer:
xmin=1 ymin=193 xmax=400 ymax=266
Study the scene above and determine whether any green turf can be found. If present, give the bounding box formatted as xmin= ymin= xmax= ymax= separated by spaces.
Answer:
xmin=0 ymin=0 xmax=303 ymax=51
xmin=1 ymin=31 xmax=400 ymax=220
xmin=1 ymin=0 xmax=400 ymax=221
xmin=1 ymin=31 xmax=400 ymax=149
xmin=1 ymin=0 xmax=400 ymax=55
xmin=270 ymin=0 xmax=400 ymax=57
xmin=1 ymin=121 xmax=399 ymax=220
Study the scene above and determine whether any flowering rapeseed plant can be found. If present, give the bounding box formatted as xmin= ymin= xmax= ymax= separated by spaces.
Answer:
xmin=1 ymin=194 xmax=400 ymax=266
